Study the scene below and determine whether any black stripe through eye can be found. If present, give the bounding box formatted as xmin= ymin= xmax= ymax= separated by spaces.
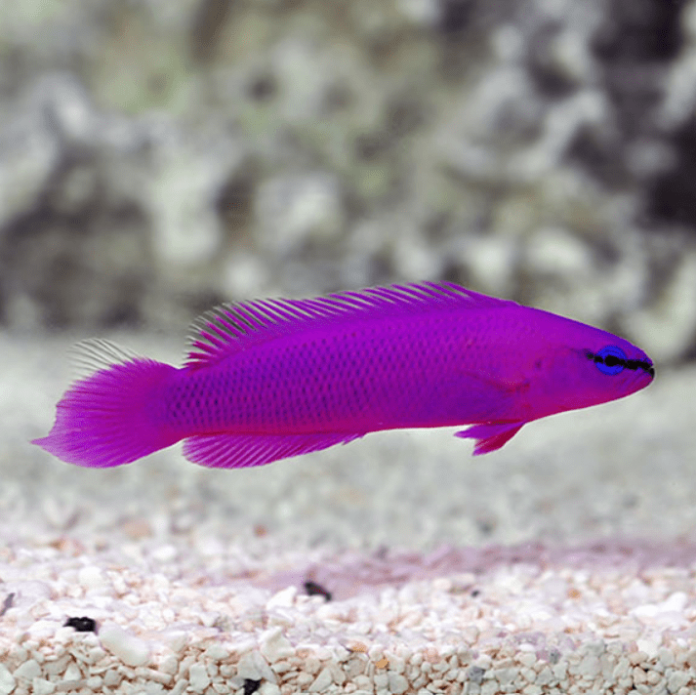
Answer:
xmin=585 ymin=349 xmax=654 ymax=377
xmin=602 ymin=354 xmax=622 ymax=367
xmin=625 ymin=358 xmax=655 ymax=377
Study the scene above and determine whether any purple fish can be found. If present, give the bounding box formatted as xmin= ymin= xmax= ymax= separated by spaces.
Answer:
xmin=33 ymin=282 xmax=654 ymax=467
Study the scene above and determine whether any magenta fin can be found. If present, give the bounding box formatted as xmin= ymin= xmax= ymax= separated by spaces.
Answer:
xmin=185 ymin=282 xmax=513 ymax=368
xmin=182 ymin=431 xmax=365 ymax=468
xmin=32 ymin=341 xmax=177 ymax=467
xmin=455 ymin=422 xmax=525 ymax=455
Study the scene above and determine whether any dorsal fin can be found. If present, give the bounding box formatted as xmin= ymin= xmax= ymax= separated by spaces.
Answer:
xmin=185 ymin=282 xmax=512 ymax=368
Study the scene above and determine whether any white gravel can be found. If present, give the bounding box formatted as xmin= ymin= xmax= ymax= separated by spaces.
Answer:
xmin=1 ymin=332 xmax=696 ymax=694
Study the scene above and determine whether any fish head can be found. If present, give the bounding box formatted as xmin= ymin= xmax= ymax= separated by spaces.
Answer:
xmin=518 ymin=306 xmax=655 ymax=418
xmin=534 ymin=327 xmax=655 ymax=415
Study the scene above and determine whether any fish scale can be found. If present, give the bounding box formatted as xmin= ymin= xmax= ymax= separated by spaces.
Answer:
xmin=33 ymin=282 xmax=654 ymax=468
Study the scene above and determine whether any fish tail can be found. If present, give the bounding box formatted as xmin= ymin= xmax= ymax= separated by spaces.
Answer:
xmin=33 ymin=341 xmax=178 ymax=468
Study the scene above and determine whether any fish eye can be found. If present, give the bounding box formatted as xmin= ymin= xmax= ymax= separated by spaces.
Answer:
xmin=593 ymin=345 xmax=627 ymax=375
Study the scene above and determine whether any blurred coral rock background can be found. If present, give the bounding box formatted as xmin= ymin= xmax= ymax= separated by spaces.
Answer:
xmin=0 ymin=0 xmax=695 ymax=365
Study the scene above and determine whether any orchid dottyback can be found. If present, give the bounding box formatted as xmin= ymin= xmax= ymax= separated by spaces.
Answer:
xmin=33 ymin=282 xmax=654 ymax=467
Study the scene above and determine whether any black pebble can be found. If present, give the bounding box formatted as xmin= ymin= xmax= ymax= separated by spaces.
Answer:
xmin=304 ymin=580 xmax=332 ymax=601
xmin=64 ymin=616 xmax=97 ymax=633
xmin=243 ymin=679 xmax=262 ymax=695
xmin=0 ymin=593 xmax=14 ymax=617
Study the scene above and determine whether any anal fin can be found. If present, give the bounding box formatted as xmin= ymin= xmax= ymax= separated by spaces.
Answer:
xmin=182 ymin=431 xmax=364 ymax=468
xmin=455 ymin=421 xmax=525 ymax=455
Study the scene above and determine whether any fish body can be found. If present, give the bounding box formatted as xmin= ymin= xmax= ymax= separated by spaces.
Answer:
xmin=33 ymin=282 xmax=654 ymax=468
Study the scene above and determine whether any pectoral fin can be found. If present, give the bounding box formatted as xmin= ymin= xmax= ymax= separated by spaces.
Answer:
xmin=455 ymin=421 xmax=525 ymax=455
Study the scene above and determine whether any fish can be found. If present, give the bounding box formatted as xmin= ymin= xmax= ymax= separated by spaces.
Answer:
xmin=32 ymin=282 xmax=655 ymax=467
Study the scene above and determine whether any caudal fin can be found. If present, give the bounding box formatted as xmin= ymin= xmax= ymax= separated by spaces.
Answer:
xmin=33 ymin=340 xmax=178 ymax=467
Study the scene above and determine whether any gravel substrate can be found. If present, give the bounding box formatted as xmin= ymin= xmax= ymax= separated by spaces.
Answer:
xmin=3 ymin=540 xmax=696 ymax=694
xmin=1 ymin=333 xmax=695 ymax=694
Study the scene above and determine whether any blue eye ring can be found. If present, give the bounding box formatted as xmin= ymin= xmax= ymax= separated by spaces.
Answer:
xmin=594 ymin=345 xmax=627 ymax=375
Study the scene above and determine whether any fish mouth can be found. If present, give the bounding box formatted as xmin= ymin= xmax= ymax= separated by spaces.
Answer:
xmin=629 ymin=359 xmax=654 ymax=379
xmin=621 ymin=359 xmax=654 ymax=397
